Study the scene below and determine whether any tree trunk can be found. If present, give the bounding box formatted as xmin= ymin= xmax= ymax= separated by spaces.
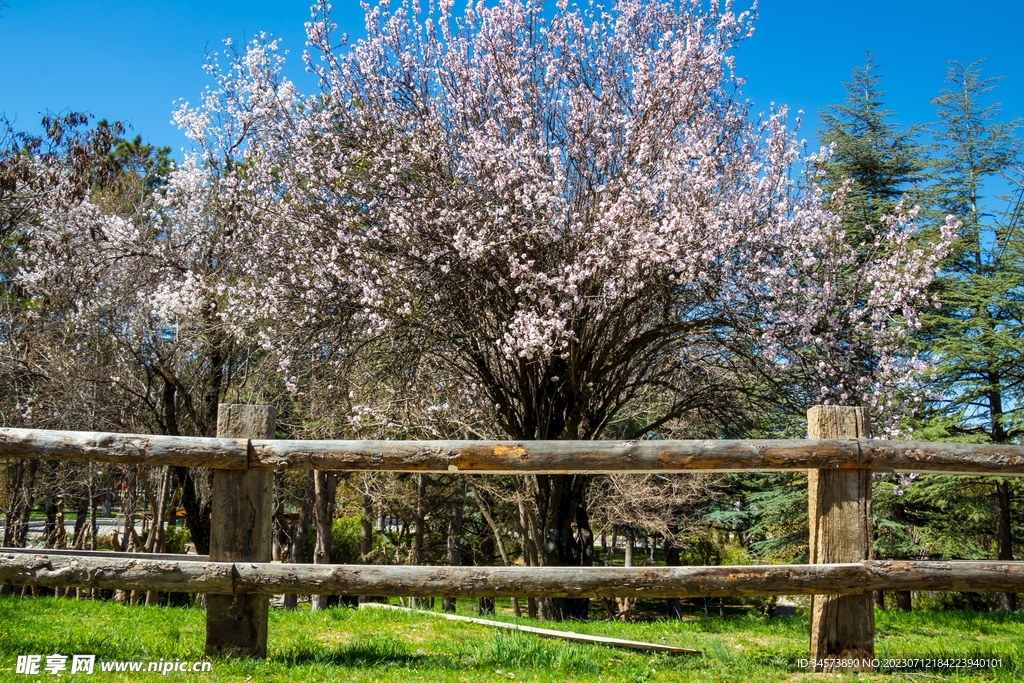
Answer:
xmin=10 ymin=460 xmax=39 ymax=547
xmin=284 ymin=472 xmax=315 ymax=610
xmin=145 ymin=468 xmax=172 ymax=605
xmin=113 ymin=467 xmax=138 ymax=604
xmin=361 ymin=484 xmax=374 ymax=560
xmin=414 ymin=475 xmax=426 ymax=566
xmin=55 ymin=499 xmax=67 ymax=549
xmin=665 ymin=539 xmax=683 ymax=619
xmin=201 ymin=340 xmax=225 ymax=438
xmin=512 ymin=488 xmax=539 ymax=619
xmin=120 ymin=466 xmax=138 ymax=552
xmin=442 ymin=479 xmax=464 ymax=613
xmin=410 ymin=474 xmax=428 ymax=609
xmin=157 ymin=371 xmax=213 ymax=556
xmin=0 ymin=461 xmax=24 ymax=595
xmin=2 ymin=460 xmax=24 ymax=548
xmin=358 ymin=474 xmax=376 ymax=605
xmin=71 ymin=497 xmax=89 ymax=548
xmin=173 ymin=466 xmax=210 ymax=556
xmin=895 ymin=591 xmax=912 ymax=612
xmin=311 ymin=471 xmax=339 ymax=611
xmin=995 ymin=479 xmax=1015 ymax=612
xmin=43 ymin=496 xmax=58 ymax=548
xmin=88 ymin=488 xmax=98 ymax=551
xmin=147 ymin=468 xmax=172 ymax=553
xmin=272 ymin=472 xmax=288 ymax=562
xmin=530 ymin=474 xmax=593 ymax=621
xmin=86 ymin=484 xmax=97 ymax=601
xmin=615 ymin=531 xmax=637 ymax=619
xmin=467 ymin=479 xmax=520 ymax=616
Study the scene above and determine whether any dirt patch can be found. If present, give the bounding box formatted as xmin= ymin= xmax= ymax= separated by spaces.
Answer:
xmin=316 ymin=630 xmax=354 ymax=645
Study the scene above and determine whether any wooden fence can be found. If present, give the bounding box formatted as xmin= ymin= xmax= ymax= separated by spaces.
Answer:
xmin=1 ymin=404 xmax=1022 ymax=672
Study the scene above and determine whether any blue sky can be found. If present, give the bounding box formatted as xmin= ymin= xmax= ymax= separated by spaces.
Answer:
xmin=1 ymin=0 xmax=1022 ymax=162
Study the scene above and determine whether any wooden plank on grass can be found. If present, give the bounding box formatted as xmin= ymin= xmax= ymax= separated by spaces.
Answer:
xmin=360 ymin=603 xmax=700 ymax=655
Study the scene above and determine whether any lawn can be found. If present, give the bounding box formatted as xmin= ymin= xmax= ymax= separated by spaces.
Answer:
xmin=1 ymin=596 xmax=1021 ymax=682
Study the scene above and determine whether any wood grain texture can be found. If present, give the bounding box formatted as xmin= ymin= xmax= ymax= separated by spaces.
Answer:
xmin=206 ymin=404 xmax=276 ymax=660
xmin=246 ymin=438 xmax=862 ymax=472
xmin=230 ymin=562 xmax=873 ymax=597
xmin=4 ymin=426 xmax=1024 ymax=475
xmin=0 ymin=428 xmax=248 ymax=469
xmin=3 ymin=554 xmax=1023 ymax=596
xmin=866 ymin=560 xmax=1024 ymax=592
xmin=860 ymin=440 xmax=1024 ymax=474
xmin=0 ymin=551 xmax=234 ymax=593
xmin=0 ymin=546 xmax=209 ymax=562
xmin=808 ymin=405 xmax=874 ymax=672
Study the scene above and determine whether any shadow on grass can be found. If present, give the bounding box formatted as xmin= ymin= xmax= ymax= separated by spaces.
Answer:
xmin=277 ymin=634 xmax=426 ymax=668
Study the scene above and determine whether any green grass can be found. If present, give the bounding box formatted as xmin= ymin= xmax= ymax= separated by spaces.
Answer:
xmin=1 ymin=596 xmax=1021 ymax=681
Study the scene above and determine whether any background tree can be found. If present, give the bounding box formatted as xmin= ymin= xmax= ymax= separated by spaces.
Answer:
xmin=2 ymin=96 xmax=275 ymax=557
xmin=818 ymin=53 xmax=927 ymax=251
xmin=1 ymin=113 xmax=129 ymax=554
xmin=917 ymin=60 xmax=1023 ymax=611
xmin=814 ymin=55 xmax=930 ymax=610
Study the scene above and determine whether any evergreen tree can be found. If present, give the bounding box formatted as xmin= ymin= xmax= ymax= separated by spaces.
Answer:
xmin=919 ymin=60 xmax=1023 ymax=611
xmin=715 ymin=57 xmax=934 ymax=569
xmin=818 ymin=53 xmax=926 ymax=253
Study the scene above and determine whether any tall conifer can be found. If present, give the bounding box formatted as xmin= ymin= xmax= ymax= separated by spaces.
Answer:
xmin=712 ymin=57 xmax=932 ymax=570
xmin=920 ymin=60 xmax=1023 ymax=611
xmin=818 ymin=53 xmax=926 ymax=252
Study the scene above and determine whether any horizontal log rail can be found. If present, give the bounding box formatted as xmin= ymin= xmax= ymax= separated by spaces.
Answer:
xmin=2 ymin=551 xmax=1023 ymax=597
xmin=0 ymin=428 xmax=249 ymax=469
xmin=0 ymin=547 xmax=209 ymax=562
xmin=3 ymin=405 xmax=1021 ymax=671
xmin=3 ymin=427 xmax=1024 ymax=475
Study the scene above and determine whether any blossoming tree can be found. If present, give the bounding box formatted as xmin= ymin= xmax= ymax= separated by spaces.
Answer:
xmin=7 ymin=92 xmax=278 ymax=555
xmin=187 ymin=0 xmax=953 ymax=620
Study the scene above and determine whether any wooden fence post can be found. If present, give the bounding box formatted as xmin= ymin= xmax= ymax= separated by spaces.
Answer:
xmin=807 ymin=405 xmax=874 ymax=672
xmin=206 ymin=404 xmax=275 ymax=659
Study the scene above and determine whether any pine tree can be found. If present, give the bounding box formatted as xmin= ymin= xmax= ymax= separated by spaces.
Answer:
xmin=818 ymin=53 xmax=926 ymax=253
xmin=721 ymin=57 xmax=933 ymax=569
xmin=919 ymin=60 xmax=1023 ymax=611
